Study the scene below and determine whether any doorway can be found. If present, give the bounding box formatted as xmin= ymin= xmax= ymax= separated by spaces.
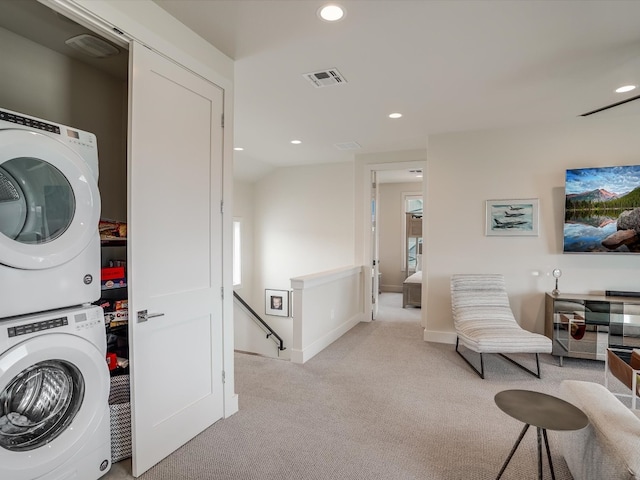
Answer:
xmin=364 ymin=161 xmax=426 ymax=321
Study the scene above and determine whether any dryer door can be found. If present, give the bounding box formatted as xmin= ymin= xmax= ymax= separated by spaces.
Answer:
xmin=0 ymin=333 xmax=109 ymax=479
xmin=0 ymin=129 xmax=100 ymax=270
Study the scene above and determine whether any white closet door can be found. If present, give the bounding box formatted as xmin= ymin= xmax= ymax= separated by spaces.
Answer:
xmin=128 ymin=41 xmax=224 ymax=477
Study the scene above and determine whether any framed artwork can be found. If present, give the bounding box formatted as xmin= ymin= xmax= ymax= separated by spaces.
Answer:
xmin=265 ymin=289 xmax=290 ymax=317
xmin=485 ymin=198 xmax=539 ymax=236
xmin=563 ymin=165 xmax=640 ymax=253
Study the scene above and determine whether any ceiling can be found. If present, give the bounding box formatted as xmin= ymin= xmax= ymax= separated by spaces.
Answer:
xmin=0 ymin=0 xmax=127 ymax=80
xmin=2 ymin=1 xmax=640 ymax=185
xmin=152 ymin=0 xmax=640 ymax=183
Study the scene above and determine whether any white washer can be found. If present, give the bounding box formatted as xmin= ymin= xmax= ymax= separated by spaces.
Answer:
xmin=0 ymin=305 xmax=111 ymax=480
xmin=0 ymin=108 xmax=101 ymax=319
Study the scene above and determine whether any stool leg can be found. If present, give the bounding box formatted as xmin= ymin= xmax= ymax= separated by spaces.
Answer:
xmin=542 ymin=428 xmax=556 ymax=480
xmin=537 ymin=427 xmax=543 ymax=480
xmin=496 ymin=424 xmax=530 ymax=480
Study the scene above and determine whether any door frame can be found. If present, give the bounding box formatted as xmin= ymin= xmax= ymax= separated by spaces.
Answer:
xmin=371 ymin=171 xmax=379 ymax=319
xmin=360 ymin=160 xmax=427 ymax=324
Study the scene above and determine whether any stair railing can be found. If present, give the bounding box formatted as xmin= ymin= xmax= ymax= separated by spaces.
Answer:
xmin=233 ymin=291 xmax=286 ymax=352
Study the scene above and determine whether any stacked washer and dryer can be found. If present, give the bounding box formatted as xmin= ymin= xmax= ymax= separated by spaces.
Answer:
xmin=0 ymin=109 xmax=112 ymax=479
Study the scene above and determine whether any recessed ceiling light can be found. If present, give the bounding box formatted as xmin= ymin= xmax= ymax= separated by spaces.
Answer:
xmin=291 ymin=140 xmax=302 ymax=145
xmin=318 ymin=4 xmax=345 ymax=22
xmin=234 ymin=147 xmax=244 ymax=151
xmin=615 ymin=85 xmax=637 ymax=93
xmin=389 ymin=113 xmax=402 ymax=119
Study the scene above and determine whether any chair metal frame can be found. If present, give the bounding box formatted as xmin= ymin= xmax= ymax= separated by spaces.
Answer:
xmin=455 ymin=337 xmax=542 ymax=379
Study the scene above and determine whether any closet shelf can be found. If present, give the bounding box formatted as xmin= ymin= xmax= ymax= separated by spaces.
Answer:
xmin=101 ymin=238 xmax=127 ymax=247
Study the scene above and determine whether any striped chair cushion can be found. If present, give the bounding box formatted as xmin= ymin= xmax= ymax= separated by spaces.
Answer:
xmin=451 ymin=274 xmax=552 ymax=354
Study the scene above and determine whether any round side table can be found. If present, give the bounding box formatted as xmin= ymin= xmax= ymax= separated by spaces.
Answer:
xmin=495 ymin=389 xmax=588 ymax=480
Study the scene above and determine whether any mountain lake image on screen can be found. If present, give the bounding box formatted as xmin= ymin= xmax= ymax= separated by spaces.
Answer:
xmin=564 ymin=164 xmax=640 ymax=253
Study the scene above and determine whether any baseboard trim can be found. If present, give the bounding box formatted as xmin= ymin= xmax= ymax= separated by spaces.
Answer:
xmin=380 ymin=285 xmax=403 ymax=293
xmin=424 ymin=329 xmax=457 ymax=345
xmin=291 ymin=313 xmax=363 ymax=364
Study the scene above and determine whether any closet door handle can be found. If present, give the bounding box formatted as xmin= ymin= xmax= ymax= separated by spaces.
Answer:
xmin=137 ymin=310 xmax=165 ymax=323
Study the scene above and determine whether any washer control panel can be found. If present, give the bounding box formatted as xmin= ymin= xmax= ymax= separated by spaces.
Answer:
xmin=7 ymin=316 xmax=68 ymax=338
xmin=4 ymin=306 xmax=104 ymax=340
xmin=0 ymin=109 xmax=61 ymax=135
xmin=73 ymin=309 xmax=103 ymax=330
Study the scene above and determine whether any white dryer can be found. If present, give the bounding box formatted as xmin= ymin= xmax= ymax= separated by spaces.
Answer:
xmin=0 ymin=305 xmax=111 ymax=480
xmin=0 ymin=108 xmax=101 ymax=319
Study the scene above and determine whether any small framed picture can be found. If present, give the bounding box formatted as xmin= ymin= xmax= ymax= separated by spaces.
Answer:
xmin=265 ymin=289 xmax=290 ymax=317
xmin=486 ymin=199 xmax=539 ymax=236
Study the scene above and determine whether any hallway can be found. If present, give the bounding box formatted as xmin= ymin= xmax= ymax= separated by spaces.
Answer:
xmin=375 ymin=292 xmax=421 ymax=323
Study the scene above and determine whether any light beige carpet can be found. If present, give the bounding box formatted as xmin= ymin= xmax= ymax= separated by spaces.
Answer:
xmin=108 ymin=311 xmax=608 ymax=480
xmin=376 ymin=292 xmax=422 ymax=323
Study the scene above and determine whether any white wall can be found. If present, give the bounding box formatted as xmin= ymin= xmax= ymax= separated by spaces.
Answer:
xmin=291 ymin=266 xmax=365 ymax=363
xmin=255 ymin=162 xmax=356 ymax=280
xmin=246 ymin=162 xmax=356 ymax=352
xmin=425 ymin=114 xmax=640 ymax=344
xmin=233 ymin=179 xmax=287 ymax=358
xmin=379 ymin=182 xmax=422 ymax=291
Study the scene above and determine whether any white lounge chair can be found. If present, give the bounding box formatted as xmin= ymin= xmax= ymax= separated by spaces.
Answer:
xmin=450 ymin=274 xmax=552 ymax=379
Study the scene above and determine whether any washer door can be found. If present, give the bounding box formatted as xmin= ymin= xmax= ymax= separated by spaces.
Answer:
xmin=0 ymin=359 xmax=84 ymax=451
xmin=0 ymin=129 xmax=100 ymax=270
xmin=0 ymin=334 xmax=109 ymax=478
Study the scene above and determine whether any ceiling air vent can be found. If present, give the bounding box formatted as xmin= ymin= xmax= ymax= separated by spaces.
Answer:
xmin=334 ymin=141 xmax=361 ymax=151
xmin=65 ymin=34 xmax=119 ymax=58
xmin=303 ymin=68 xmax=347 ymax=88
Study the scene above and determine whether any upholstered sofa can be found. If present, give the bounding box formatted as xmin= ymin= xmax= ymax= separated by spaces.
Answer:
xmin=560 ymin=380 xmax=640 ymax=480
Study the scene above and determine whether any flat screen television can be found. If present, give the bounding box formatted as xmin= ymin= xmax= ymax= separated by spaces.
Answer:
xmin=564 ymin=165 xmax=640 ymax=253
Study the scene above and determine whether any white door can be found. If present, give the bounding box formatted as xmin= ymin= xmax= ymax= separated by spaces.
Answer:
xmin=371 ymin=171 xmax=380 ymax=319
xmin=128 ymin=42 xmax=224 ymax=477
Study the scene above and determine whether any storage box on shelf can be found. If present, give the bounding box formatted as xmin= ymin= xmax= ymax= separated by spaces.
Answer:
xmin=101 ymin=266 xmax=126 ymax=289
xmin=545 ymin=292 xmax=640 ymax=366
xmin=100 ymin=249 xmax=126 ymax=291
